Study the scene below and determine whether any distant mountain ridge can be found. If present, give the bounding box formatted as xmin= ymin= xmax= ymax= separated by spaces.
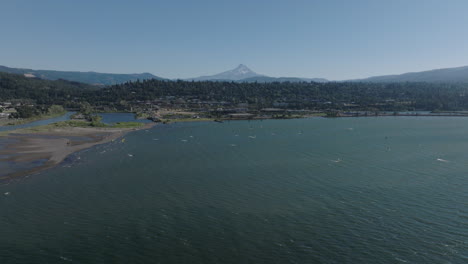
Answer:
xmin=0 ymin=64 xmax=328 ymax=85
xmin=187 ymin=64 xmax=328 ymax=83
xmin=0 ymin=65 xmax=164 ymax=85
xmin=5 ymin=63 xmax=468 ymax=85
xmin=355 ymin=65 xmax=468 ymax=83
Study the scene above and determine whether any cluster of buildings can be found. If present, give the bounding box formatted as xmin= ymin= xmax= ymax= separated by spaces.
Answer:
xmin=131 ymin=98 xmax=323 ymax=121
xmin=0 ymin=102 xmax=15 ymax=119
xmin=125 ymin=95 xmax=418 ymax=121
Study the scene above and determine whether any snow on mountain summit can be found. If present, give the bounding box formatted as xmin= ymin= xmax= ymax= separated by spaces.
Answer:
xmin=190 ymin=64 xmax=263 ymax=81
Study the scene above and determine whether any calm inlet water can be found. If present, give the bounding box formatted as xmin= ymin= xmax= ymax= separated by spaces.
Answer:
xmin=0 ymin=112 xmax=74 ymax=132
xmin=0 ymin=117 xmax=467 ymax=263
xmin=100 ymin=113 xmax=151 ymax=125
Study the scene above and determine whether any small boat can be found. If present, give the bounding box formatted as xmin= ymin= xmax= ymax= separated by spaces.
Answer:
xmin=214 ymin=119 xmax=224 ymax=123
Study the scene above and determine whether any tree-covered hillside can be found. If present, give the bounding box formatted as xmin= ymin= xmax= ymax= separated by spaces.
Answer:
xmin=356 ymin=65 xmax=468 ymax=83
xmin=2 ymin=72 xmax=468 ymax=112
xmin=0 ymin=72 xmax=96 ymax=105
xmin=103 ymin=79 xmax=468 ymax=111
xmin=0 ymin=65 xmax=164 ymax=85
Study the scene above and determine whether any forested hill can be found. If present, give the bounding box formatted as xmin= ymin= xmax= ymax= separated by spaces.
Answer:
xmin=2 ymin=71 xmax=468 ymax=112
xmin=356 ymin=65 xmax=468 ymax=83
xmin=0 ymin=65 xmax=164 ymax=85
xmin=0 ymin=72 xmax=96 ymax=104
xmin=104 ymin=79 xmax=468 ymax=111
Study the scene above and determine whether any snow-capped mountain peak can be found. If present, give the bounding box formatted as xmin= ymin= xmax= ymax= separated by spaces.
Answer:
xmin=189 ymin=64 xmax=263 ymax=81
xmin=233 ymin=64 xmax=253 ymax=75
xmin=186 ymin=64 xmax=328 ymax=83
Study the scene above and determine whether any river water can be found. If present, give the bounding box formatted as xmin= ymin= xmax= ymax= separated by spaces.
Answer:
xmin=0 ymin=112 xmax=74 ymax=133
xmin=0 ymin=117 xmax=467 ymax=263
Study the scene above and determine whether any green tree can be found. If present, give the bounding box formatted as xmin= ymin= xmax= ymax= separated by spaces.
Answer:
xmin=48 ymin=105 xmax=65 ymax=115
xmin=79 ymin=102 xmax=93 ymax=115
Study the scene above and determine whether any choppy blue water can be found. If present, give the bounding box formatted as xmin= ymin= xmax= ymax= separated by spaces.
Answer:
xmin=0 ymin=117 xmax=467 ymax=263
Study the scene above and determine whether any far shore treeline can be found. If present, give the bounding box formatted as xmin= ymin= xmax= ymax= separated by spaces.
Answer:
xmin=2 ymin=71 xmax=468 ymax=115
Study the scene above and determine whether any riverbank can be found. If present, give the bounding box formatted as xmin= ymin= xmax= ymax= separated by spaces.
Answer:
xmin=0 ymin=110 xmax=68 ymax=127
xmin=0 ymin=122 xmax=156 ymax=181
xmin=160 ymin=113 xmax=326 ymax=123
xmin=330 ymin=112 xmax=468 ymax=118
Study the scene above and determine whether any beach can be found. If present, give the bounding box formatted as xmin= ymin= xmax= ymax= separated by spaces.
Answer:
xmin=0 ymin=123 xmax=156 ymax=180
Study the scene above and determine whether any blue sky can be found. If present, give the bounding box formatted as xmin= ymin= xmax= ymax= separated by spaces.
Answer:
xmin=2 ymin=0 xmax=468 ymax=80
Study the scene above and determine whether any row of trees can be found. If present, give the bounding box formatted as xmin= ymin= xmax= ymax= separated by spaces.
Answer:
xmin=2 ymin=72 xmax=468 ymax=112
xmin=89 ymin=79 xmax=468 ymax=111
xmin=9 ymin=105 xmax=65 ymax=119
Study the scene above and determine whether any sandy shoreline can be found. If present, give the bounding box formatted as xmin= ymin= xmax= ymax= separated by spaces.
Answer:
xmin=0 ymin=123 xmax=156 ymax=181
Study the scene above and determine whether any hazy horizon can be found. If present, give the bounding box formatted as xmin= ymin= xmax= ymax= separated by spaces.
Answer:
xmin=4 ymin=63 xmax=468 ymax=82
xmin=2 ymin=0 xmax=468 ymax=80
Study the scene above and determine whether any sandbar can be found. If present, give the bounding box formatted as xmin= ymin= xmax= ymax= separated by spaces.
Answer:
xmin=0 ymin=123 xmax=156 ymax=181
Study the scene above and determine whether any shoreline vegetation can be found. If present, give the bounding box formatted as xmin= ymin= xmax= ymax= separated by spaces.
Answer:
xmin=0 ymin=109 xmax=67 ymax=127
xmin=325 ymin=110 xmax=468 ymax=118
xmin=4 ymin=71 xmax=468 ymax=129
xmin=3 ymin=109 xmax=468 ymax=132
